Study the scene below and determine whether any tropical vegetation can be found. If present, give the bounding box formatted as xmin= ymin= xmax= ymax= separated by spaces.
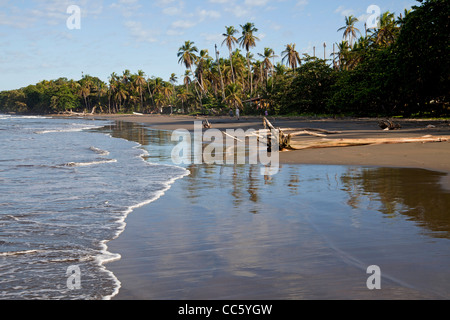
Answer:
xmin=1 ymin=0 xmax=448 ymax=117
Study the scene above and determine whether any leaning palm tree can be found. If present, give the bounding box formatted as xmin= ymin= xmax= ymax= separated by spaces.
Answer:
xmin=238 ymin=22 xmax=259 ymax=95
xmin=222 ymin=26 xmax=239 ymax=83
xmin=258 ymin=47 xmax=276 ymax=86
xmin=338 ymin=15 xmax=360 ymax=47
xmin=195 ymin=49 xmax=210 ymax=95
xmin=281 ymin=44 xmax=302 ymax=70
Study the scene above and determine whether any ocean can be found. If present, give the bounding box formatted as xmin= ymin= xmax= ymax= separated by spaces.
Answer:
xmin=0 ymin=115 xmax=188 ymax=300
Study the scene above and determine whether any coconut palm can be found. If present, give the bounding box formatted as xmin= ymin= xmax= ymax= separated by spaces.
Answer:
xmin=338 ymin=15 xmax=360 ymax=47
xmin=177 ymin=41 xmax=199 ymax=83
xmin=222 ymin=26 xmax=239 ymax=83
xmin=195 ymin=49 xmax=211 ymax=95
xmin=373 ymin=11 xmax=398 ymax=47
xmin=336 ymin=40 xmax=351 ymax=70
xmin=134 ymin=70 xmax=146 ymax=113
xmin=177 ymin=40 xmax=203 ymax=107
xmin=114 ymin=84 xmax=128 ymax=112
xmin=183 ymin=70 xmax=192 ymax=91
xmin=225 ymin=83 xmax=243 ymax=110
xmin=281 ymin=44 xmax=302 ymax=70
xmin=258 ymin=47 xmax=276 ymax=85
xmin=177 ymin=87 xmax=190 ymax=113
xmin=238 ymin=22 xmax=259 ymax=95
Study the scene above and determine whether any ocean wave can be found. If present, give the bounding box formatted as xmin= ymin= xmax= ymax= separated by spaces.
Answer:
xmin=89 ymin=146 xmax=110 ymax=156
xmin=62 ymin=159 xmax=118 ymax=167
xmin=0 ymin=250 xmax=44 ymax=257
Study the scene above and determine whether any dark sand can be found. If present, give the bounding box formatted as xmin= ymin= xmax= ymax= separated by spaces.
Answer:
xmin=81 ymin=114 xmax=450 ymax=300
xmin=89 ymin=114 xmax=450 ymax=174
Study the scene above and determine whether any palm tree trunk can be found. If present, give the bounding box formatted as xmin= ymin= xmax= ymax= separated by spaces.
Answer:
xmin=229 ymin=51 xmax=236 ymax=83
xmin=190 ymin=67 xmax=203 ymax=110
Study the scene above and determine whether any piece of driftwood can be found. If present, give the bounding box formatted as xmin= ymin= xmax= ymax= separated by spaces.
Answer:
xmin=378 ymin=119 xmax=402 ymax=130
xmin=262 ymin=117 xmax=291 ymax=150
xmin=289 ymin=135 xmax=449 ymax=150
xmin=203 ymin=119 xmax=212 ymax=129
xmin=289 ymin=130 xmax=328 ymax=138
xmin=222 ymin=130 xmax=244 ymax=143
xmin=282 ymin=128 xmax=342 ymax=134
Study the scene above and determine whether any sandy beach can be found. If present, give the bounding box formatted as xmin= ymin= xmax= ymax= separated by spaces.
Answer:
xmin=89 ymin=114 xmax=450 ymax=174
xmin=81 ymin=114 xmax=450 ymax=300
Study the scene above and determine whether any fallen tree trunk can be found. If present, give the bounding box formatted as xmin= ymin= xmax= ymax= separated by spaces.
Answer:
xmin=263 ymin=117 xmax=291 ymax=150
xmin=289 ymin=135 xmax=450 ymax=150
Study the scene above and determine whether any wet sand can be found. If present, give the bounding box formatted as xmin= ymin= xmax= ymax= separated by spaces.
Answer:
xmin=85 ymin=114 xmax=450 ymax=300
xmin=89 ymin=114 xmax=450 ymax=174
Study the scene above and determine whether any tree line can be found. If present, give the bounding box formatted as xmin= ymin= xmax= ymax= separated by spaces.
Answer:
xmin=0 ymin=0 xmax=448 ymax=117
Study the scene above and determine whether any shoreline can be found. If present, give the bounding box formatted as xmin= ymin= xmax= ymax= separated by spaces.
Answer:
xmin=96 ymin=114 xmax=450 ymax=300
xmin=83 ymin=113 xmax=450 ymax=175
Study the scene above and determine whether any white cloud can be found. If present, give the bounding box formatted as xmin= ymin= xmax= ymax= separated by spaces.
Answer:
xmin=335 ymin=6 xmax=356 ymax=17
xmin=198 ymin=9 xmax=221 ymax=20
xmin=171 ymin=20 xmax=197 ymax=29
xmin=124 ymin=21 xmax=158 ymax=43
xmin=163 ymin=6 xmax=182 ymax=15
xmin=244 ymin=0 xmax=269 ymax=7
xmin=296 ymin=0 xmax=308 ymax=9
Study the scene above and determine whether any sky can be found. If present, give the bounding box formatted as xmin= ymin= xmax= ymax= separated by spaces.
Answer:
xmin=0 ymin=0 xmax=419 ymax=91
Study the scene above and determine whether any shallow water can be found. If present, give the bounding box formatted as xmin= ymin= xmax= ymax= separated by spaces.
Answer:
xmin=0 ymin=116 xmax=187 ymax=300
xmin=107 ymin=122 xmax=450 ymax=300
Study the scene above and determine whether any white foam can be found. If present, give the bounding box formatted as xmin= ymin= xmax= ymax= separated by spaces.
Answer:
xmin=97 ymin=140 xmax=190 ymax=300
xmin=0 ymin=250 xmax=43 ymax=257
xmin=89 ymin=146 xmax=110 ymax=156
xmin=64 ymin=159 xmax=117 ymax=167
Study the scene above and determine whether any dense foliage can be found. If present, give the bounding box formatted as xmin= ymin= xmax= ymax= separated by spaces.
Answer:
xmin=0 ymin=0 xmax=448 ymax=117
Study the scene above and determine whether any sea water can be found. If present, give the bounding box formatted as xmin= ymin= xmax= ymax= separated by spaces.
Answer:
xmin=0 ymin=115 xmax=188 ymax=300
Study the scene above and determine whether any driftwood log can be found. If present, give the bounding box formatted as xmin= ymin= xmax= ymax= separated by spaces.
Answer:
xmin=263 ymin=117 xmax=291 ymax=151
xmin=288 ymin=135 xmax=449 ymax=150
xmin=261 ymin=117 xmax=449 ymax=151
xmin=203 ymin=119 xmax=212 ymax=129
xmin=378 ymin=119 xmax=402 ymax=130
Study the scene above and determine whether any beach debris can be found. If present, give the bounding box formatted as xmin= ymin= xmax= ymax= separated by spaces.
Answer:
xmin=262 ymin=117 xmax=291 ymax=151
xmin=287 ymin=135 xmax=450 ymax=150
xmin=202 ymin=119 xmax=212 ymax=129
xmin=378 ymin=119 xmax=402 ymax=130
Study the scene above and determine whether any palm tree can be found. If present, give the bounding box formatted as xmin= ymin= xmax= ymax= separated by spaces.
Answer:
xmin=177 ymin=87 xmax=189 ymax=113
xmin=115 ymin=84 xmax=128 ymax=112
xmin=338 ymin=15 xmax=360 ymax=47
xmin=373 ymin=11 xmax=398 ymax=47
xmin=169 ymin=73 xmax=178 ymax=114
xmin=178 ymin=41 xmax=198 ymax=79
xmin=195 ymin=49 xmax=210 ymax=95
xmin=258 ymin=47 xmax=276 ymax=86
xmin=177 ymin=40 xmax=203 ymax=108
xmin=183 ymin=70 xmax=192 ymax=91
xmin=134 ymin=70 xmax=146 ymax=113
xmin=281 ymin=44 xmax=302 ymax=70
xmin=79 ymin=80 xmax=91 ymax=110
xmin=222 ymin=26 xmax=239 ymax=83
xmin=225 ymin=83 xmax=243 ymax=110
xmin=336 ymin=40 xmax=351 ymax=70
xmin=238 ymin=22 xmax=259 ymax=95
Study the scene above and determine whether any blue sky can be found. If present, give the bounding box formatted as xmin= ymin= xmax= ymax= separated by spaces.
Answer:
xmin=0 ymin=0 xmax=418 ymax=91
